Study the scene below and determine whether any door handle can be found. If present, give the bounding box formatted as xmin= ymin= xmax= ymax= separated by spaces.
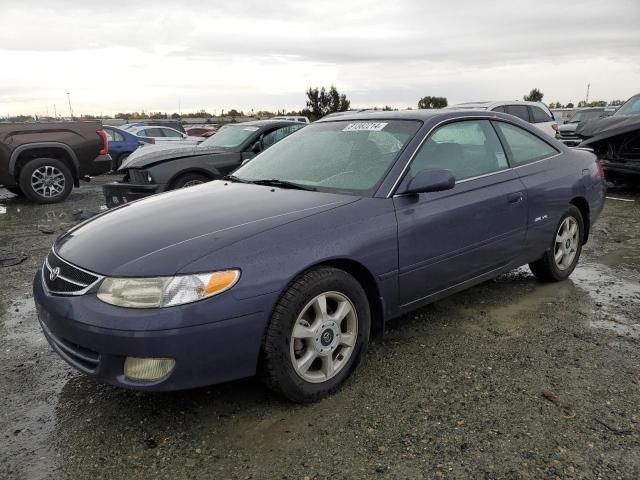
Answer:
xmin=508 ymin=192 xmax=524 ymax=204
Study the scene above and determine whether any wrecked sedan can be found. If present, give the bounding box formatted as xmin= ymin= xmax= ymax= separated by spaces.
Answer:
xmin=576 ymin=93 xmax=640 ymax=181
xmin=102 ymin=120 xmax=305 ymax=207
xmin=34 ymin=110 xmax=606 ymax=403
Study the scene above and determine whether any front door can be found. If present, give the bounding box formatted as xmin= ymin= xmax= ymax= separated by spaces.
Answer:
xmin=393 ymin=119 xmax=527 ymax=307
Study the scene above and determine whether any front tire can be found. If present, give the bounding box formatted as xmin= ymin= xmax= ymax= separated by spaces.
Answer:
xmin=18 ymin=158 xmax=73 ymax=204
xmin=171 ymin=172 xmax=209 ymax=189
xmin=261 ymin=267 xmax=371 ymax=403
xmin=529 ymin=205 xmax=584 ymax=282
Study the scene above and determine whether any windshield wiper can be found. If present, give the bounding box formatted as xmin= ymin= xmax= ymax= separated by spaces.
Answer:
xmin=221 ymin=174 xmax=251 ymax=183
xmin=248 ymin=179 xmax=317 ymax=191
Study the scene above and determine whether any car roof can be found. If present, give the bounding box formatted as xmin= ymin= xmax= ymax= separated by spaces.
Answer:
xmin=222 ymin=120 xmax=303 ymax=128
xmin=447 ymin=100 xmax=550 ymax=109
xmin=315 ymin=109 xmax=521 ymax=123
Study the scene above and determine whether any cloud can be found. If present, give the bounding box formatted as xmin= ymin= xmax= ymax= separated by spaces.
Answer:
xmin=0 ymin=0 xmax=639 ymax=115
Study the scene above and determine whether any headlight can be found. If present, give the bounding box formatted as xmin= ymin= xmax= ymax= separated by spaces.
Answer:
xmin=97 ymin=270 xmax=240 ymax=308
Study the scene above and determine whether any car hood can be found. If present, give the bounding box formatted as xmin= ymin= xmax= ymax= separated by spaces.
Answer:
xmin=576 ymin=114 xmax=640 ymax=141
xmin=55 ymin=181 xmax=358 ymax=276
xmin=120 ymin=144 xmax=229 ymax=170
xmin=558 ymin=123 xmax=578 ymax=133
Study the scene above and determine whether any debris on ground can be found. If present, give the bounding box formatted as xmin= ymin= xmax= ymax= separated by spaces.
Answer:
xmin=37 ymin=225 xmax=56 ymax=234
xmin=542 ymin=389 xmax=577 ymax=419
xmin=0 ymin=254 xmax=28 ymax=267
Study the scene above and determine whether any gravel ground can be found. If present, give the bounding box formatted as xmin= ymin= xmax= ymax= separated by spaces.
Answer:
xmin=1 ymin=176 xmax=639 ymax=480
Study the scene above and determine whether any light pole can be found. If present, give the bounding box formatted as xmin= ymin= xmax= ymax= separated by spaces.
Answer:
xmin=66 ymin=92 xmax=74 ymax=120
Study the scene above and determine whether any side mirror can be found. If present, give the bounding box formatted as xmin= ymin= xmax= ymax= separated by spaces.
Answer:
xmin=402 ymin=169 xmax=455 ymax=195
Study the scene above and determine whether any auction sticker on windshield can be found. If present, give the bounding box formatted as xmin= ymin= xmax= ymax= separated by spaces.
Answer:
xmin=342 ymin=122 xmax=388 ymax=132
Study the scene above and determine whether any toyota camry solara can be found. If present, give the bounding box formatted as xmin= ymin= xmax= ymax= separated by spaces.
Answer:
xmin=34 ymin=110 xmax=606 ymax=402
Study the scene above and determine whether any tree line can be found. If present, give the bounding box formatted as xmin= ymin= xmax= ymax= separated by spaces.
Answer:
xmin=1 ymin=87 xmax=628 ymax=123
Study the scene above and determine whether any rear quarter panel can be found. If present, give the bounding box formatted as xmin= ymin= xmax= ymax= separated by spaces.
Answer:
xmin=515 ymin=147 xmax=604 ymax=262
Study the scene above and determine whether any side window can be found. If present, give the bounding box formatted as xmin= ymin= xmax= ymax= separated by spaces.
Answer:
xmin=530 ymin=106 xmax=552 ymax=123
xmin=162 ymin=128 xmax=183 ymax=138
xmin=504 ymin=105 xmax=530 ymax=122
xmin=104 ymin=129 xmax=115 ymax=142
xmin=144 ymin=128 xmax=164 ymax=137
xmin=410 ymin=120 xmax=509 ymax=181
xmin=113 ymin=130 xmax=125 ymax=142
xmin=492 ymin=106 xmax=505 ymax=113
xmin=262 ymin=125 xmax=304 ymax=149
xmin=494 ymin=122 xmax=558 ymax=165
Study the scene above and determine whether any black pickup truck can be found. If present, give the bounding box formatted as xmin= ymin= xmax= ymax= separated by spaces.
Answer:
xmin=0 ymin=122 xmax=111 ymax=203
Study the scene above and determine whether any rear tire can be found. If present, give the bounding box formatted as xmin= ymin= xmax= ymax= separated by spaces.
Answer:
xmin=529 ymin=205 xmax=584 ymax=282
xmin=18 ymin=158 xmax=73 ymax=204
xmin=171 ymin=172 xmax=209 ymax=189
xmin=261 ymin=267 xmax=371 ymax=403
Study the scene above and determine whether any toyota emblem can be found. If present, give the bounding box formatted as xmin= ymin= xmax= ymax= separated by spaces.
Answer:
xmin=49 ymin=267 xmax=61 ymax=281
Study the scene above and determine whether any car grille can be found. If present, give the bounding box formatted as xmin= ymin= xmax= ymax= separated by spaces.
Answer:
xmin=128 ymin=169 xmax=150 ymax=184
xmin=40 ymin=320 xmax=100 ymax=373
xmin=43 ymin=250 xmax=101 ymax=295
xmin=559 ymin=132 xmax=579 ymax=139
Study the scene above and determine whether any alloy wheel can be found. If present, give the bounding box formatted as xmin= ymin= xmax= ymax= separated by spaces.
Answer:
xmin=289 ymin=291 xmax=358 ymax=383
xmin=30 ymin=165 xmax=66 ymax=198
xmin=554 ymin=216 xmax=579 ymax=270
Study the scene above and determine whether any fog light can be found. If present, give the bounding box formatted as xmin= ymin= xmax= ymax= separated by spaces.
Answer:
xmin=124 ymin=357 xmax=175 ymax=381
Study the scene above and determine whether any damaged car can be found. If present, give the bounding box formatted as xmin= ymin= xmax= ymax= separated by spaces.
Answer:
xmin=35 ymin=110 xmax=605 ymax=402
xmin=102 ymin=120 xmax=305 ymax=207
xmin=576 ymin=93 xmax=640 ymax=181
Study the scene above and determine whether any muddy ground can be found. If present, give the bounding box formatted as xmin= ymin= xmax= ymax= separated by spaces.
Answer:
xmin=1 ymin=176 xmax=639 ymax=480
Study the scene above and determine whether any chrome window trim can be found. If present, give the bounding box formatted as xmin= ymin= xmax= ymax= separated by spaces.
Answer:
xmin=42 ymin=248 xmax=104 ymax=296
xmin=387 ymin=116 xmax=560 ymax=198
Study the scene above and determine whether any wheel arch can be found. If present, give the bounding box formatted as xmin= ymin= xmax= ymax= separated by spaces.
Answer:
xmin=11 ymin=143 xmax=80 ymax=186
xmin=289 ymin=258 xmax=386 ymax=337
xmin=167 ymin=167 xmax=217 ymax=189
xmin=569 ymin=196 xmax=590 ymax=243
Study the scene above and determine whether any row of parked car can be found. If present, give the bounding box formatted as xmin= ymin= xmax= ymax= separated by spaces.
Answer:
xmin=1 ymin=94 xmax=639 ymax=204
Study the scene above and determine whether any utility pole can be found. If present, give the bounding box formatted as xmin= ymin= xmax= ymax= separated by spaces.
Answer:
xmin=585 ymin=83 xmax=590 ymax=105
xmin=53 ymin=104 xmax=57 ymax=119
xmin=66 ymin=92 xmax=74 ymax=120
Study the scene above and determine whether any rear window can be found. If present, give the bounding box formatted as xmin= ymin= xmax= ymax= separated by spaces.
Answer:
xmin=504 ymin=105 xmax=530 ymax=122
xmin=530 ymin=106 xmax=552 ymax=123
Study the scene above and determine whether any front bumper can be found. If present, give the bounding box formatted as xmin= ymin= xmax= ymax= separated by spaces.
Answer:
xmin=33 ymin=270 xmax=270 ymax=391
xmin=102 ymin=181 xmax=166 ymax=208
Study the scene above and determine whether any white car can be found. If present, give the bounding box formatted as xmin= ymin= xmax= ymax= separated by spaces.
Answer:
xmin=126 ymin=126 xmax=204 ymax=145
xmin=271 ymin=116 xmax=310 ymax=124
xmin=446 ymin=101 xmax=558 ymax=137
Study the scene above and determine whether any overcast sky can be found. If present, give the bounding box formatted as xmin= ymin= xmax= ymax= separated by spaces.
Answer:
xmin=1 ymin=0 xmax=639 ymax=117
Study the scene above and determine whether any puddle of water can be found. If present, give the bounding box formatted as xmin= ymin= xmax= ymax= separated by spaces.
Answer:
xmin=571 ymin=263 xmax=640 ymax=338
xmin=0 ymin=297 xmax=45 ymax=346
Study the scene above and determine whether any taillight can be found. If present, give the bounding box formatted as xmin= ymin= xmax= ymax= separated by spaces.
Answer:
xmin=97 ymin=129 xmax=109 ymax=155
xmin=597 ymin=162 xmax=606 ymax=178
xmin=150 ymin=138 xmax=156 ymax=144
xmin=551 ymin=123 xmax=559 ymax=132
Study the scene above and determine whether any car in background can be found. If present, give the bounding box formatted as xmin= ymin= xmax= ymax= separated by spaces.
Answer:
xmin=0 ymin=121 xmax=110 ymax=203
xmin=120 ymin=120 xmax=186 ymax=133
xmin=102 ymin=120 xmax=305 ymax=207
xmin=556 ymin=108 xmax=612 ymax=146
xmin=271 ymin=116 xmax=310 ymax=124
xmin=446 ymin=101 xmax=558 ymax=137
xmin=36 ymin=109 xmax=605 ymax=402
xmin=186 ymin=126 xmax=217 ymax=138
xmin=104 ymin=125 xmax=154 ymax=170
xmin=124 ymin=126 xmax=204 ymax=146
xmin=576 ymin=93 xmax=640 ymax=182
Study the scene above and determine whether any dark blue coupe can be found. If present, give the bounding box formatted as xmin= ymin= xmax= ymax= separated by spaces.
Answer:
xmin=34 ymin=110 xmax=606 ymax=402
